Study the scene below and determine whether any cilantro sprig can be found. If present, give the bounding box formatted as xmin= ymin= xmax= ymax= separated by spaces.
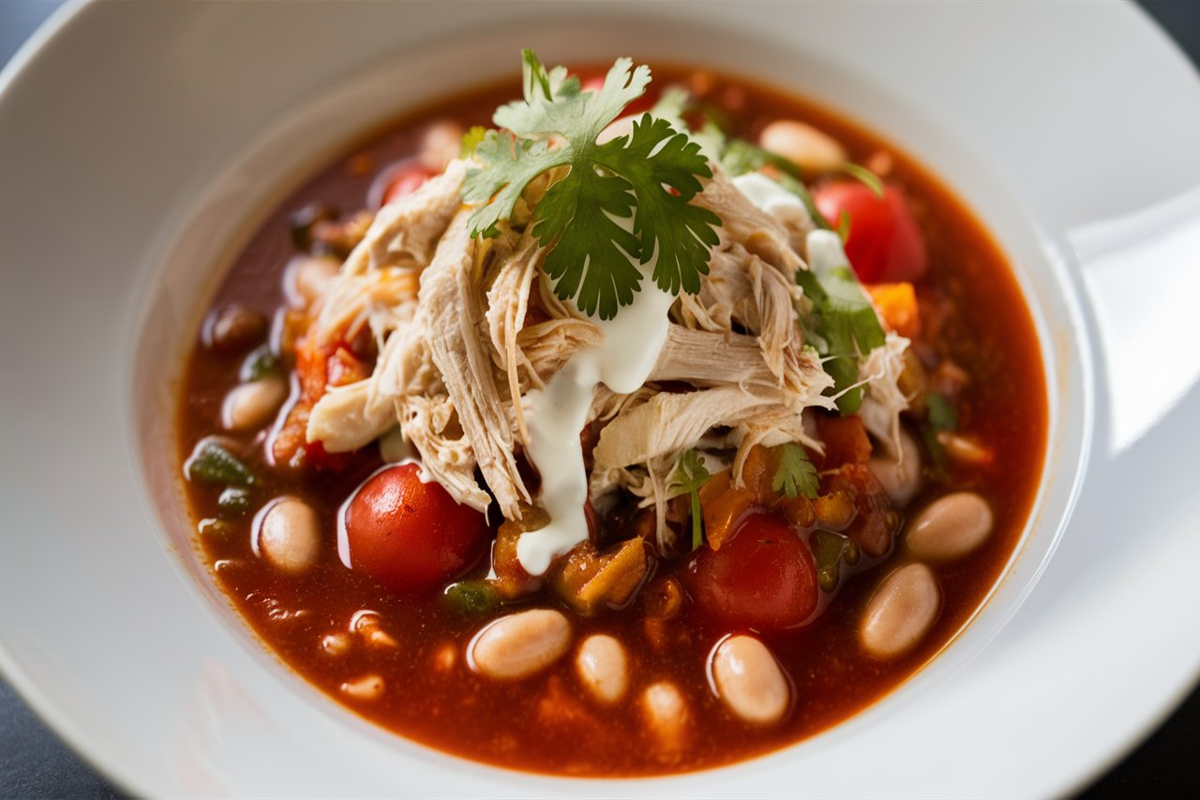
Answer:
xmin=461 ymin=50 xmax=721 ymax=320
xmin=772 ymin=442 xmax=819 ymax=500
xmin=666 ymin=449 xmax=711 ymax=551
xmin=795 ymin=264 xmax=886 ymax=415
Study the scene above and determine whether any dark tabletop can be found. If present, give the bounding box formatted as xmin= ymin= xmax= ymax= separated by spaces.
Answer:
xmin=2 ymin=1 xmax=1198 ymax=797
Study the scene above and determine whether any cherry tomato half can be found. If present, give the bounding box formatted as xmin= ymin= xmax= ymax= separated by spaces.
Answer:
xmin=343 ymin=463 xmax=487 ymax=594
xmin=685 ymin=512 xmax=818 ymax=631
xmin=381 ymin=164 xmax=433 ymax=206
xmin=812 ymin=181 xmax=929 ymax=284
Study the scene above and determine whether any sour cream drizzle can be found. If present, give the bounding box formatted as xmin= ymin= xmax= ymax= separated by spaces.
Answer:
xmin=517 ymin=255 xmax=674 ymax=575
xmin=516 ymin=175 xmax=794 ymax=575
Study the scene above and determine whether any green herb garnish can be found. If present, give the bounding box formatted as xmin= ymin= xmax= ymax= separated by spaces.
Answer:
xmin=666 ymin=449 xmax=711 ymax=551
xmin=794 ymin=265 xmax=886 ymax=415
xmin=185 ymin=438 xmax=256 ymax=487
xmin=461 ymin=50 xmax=721 ymax=320
xmin=240 ymin=344 xmax=279 ymax=382
xmin=443 ymin=580 xmax=502 ymax=616
xmin=837 ymin=162 xmax=885 ymax=198
xmin=772 ymin=442 xmax=819 ymax=500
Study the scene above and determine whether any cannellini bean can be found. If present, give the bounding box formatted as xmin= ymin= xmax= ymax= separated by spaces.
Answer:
xmin=711 ymin=635 xmax=790 ymax=725
xmin=759 ymin=120 xmax=847 ymax=175
xmin=206 ymin=304 xmax=267 ymax=352
xmin=575 ymin=634 xmax=629 ymax=704
xmin=906 ymin=492 xmax=994 ymax=562
xmin=287 ymin=255 xmax=339 ymax=306
xmin=351 ymin=610 xmax=399 ymax=648
xmin=641 ymin=681 xmax=688 ymax=750
xmin=936 ymin=430 xmax=994 ymax=466
xmin=340 ymin=674 xmax=385 ymax=701
xmin=222 ymin=376 xmax=287 ymax=431
xmin=860 ymin=563 xmax=941 ymax=660
xmin=321 ymin=632 xmax=351 ymax=657
xmin=471 ymin=609 xmax=571 ymax=680
xmin=256 ymin=497 xmax=321 ymax=575
xmin=419 ymin=120 xmax=466 ymax=171
xmin=868 ymin=427 xmax=923 ymax=507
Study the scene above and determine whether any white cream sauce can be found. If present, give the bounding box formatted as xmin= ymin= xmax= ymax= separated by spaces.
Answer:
xmin=517 ymin=267 xmax=674 ymax=575
xmin=516 ymin=175 xmax=797 ymax=575
xmin=804 ymin=228 xmax=849 ymax=278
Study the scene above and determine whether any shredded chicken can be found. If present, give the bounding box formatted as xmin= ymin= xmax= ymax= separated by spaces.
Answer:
xmin=299 ymin=150 xmax=904 ymax=553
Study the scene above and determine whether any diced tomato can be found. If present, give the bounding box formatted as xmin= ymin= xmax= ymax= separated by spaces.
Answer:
xmin=382 ymin=164 xmax=433 ymax=206
xmin=685 ymin=512 xmax=818 ymax=630
xmin=812 ymin=182 xmax=929 ymax=284
xmin=867 ymin=282 xmax=921 ymax=338
xmin=815 ymin=414 xmax=872 ymax=470
xmin=343 ymin=463 xmax=488 ymax=594
xmin=825 ymin=463 xmax=894 ymax=558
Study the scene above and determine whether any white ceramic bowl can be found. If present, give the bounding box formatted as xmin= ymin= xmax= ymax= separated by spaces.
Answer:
xmin=2 ymin=1 xmax=1199 ymax=796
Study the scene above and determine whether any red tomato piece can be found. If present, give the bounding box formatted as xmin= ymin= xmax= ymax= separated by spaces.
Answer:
xmin=382 ymin=164 xmax=432 ymax=206
xmin=812 ymin=181 xmax=929 ymax=284
xmin=685 ymin=512 xmax=818 ymax=630
xmin=344 ymin=463 xmax=487 ymax=593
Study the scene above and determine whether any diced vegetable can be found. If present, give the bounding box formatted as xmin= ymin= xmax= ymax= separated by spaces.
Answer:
xmin=185 ymin=438 xmax=256 ymax=486
xmin=548 ymin=538 xmax=649 ymax=616
xmin=217 ymin=487 xmax=252 ymax=517
xmin=811 ymin=529 xmax=861 ymax=592
xmin=443 ymin=580 xmax=502 ymax=616
xmin=867 ymin=282 xmax=921 ymax=339
xmin=240 ymin=344 xmax=280 ymax=382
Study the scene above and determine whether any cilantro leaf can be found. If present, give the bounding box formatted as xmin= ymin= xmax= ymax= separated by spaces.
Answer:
xmin=838 ymin=162 xmax=884 ymax=198
xmin=772 ymin=443 xmax=819 ymax=500
xmin=461 ymin=50 xmax=721 ymax=319
xmin=794 ymin=265 xmax=886 ymax=415
xmin=666 ymin=449 xmax=711 ymax=551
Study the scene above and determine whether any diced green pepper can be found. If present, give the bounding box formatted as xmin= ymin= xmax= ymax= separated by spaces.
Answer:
xmin=443 ymin=581 xmax=501 ymax=616
xmin=812 ymin=530 xmax=860 ymax=592
xmin=185 ymin=438 xmax=256 ymax=487
xmin=218 ymin=487 xmax=252 ymax=517
xmin=240 ymin=344 xmax=280 ymax=382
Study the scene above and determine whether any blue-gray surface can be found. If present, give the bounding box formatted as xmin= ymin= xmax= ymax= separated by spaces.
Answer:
xmin=0 ymin=1 xmax=1196 ymax=797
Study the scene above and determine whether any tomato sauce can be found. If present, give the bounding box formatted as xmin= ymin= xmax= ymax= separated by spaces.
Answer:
xmin=177 ymin=65 xmax=1047 ymax=775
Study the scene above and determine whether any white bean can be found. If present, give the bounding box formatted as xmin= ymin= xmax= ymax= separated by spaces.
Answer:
xmin=868 ymin=427 xmax=922 ymax=507
xmin=419 ymin=120 xmax=466 ymax=171
xmin=759 ymin=120 xmax=847 ymax=175
xmin=340 ymin=674 xmax=385 ymax=701
xmin=321 ymin=632 xmax=351 ymax=657
xmin=907 ymin=492 xmax=994 ymax=562
xmin=256 ymin=497 xmax=321 ymax=575
xmin=222 ymin=377 xmax=287 ymax=431
xmin=711 ymin=635 xmax=790 ymax=725
xmin=575 ymin=634 xmax=629 ymax=704
xmin=471 ymin=609 xmax=571 ymax=680
xmin=641 ymin=681 xmax=688 ymax=750
xmin=860 ymin=563 xmax=941 ymax=660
